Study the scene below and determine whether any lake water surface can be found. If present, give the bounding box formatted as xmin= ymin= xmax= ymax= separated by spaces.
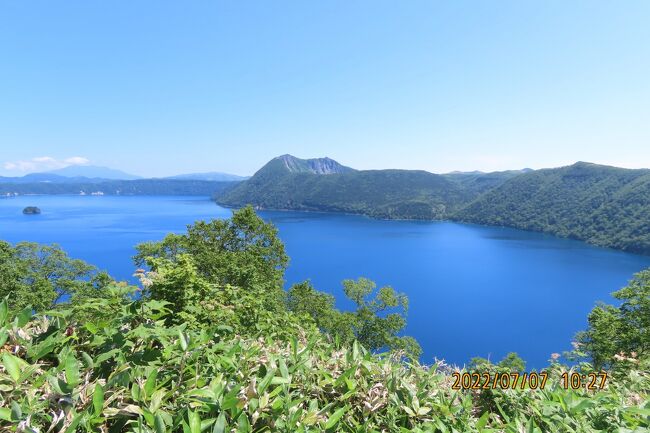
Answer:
xmin=2 ymin=195 xmax=649 ymax=368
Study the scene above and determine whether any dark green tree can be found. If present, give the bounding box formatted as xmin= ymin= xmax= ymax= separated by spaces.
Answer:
xmin=343 ymin=277 xmax=421 ymax=359
xmin=287 ymin=280 xmax=355 ymax=344
xmin=135 ymin=206 xmax=288 ymax=310
xmin=0 ymin=240 xmax=107 ymax=312
xmin=498 ymin=352 xmax=526 ymax=372
xmin=468 ymin=356 xmax=491 ymax=370
xmin=576 ymin=269 xmax=650 ymax=368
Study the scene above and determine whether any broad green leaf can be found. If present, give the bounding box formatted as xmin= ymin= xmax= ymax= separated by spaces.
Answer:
xmin=29 ymin=340 xmax=56 ymax=361
xmin=154 ymin=413 xmax=166 ymax=433
xmin=476 ymin=411 xmax=489 ymax=431
xmin=237 ymin=413 xmax=251 ymax=433
xmin=10 ymin=401 xmax=21 ymax=421
xmin=624 ymin=407 xmax=650 ymax=416
xmin=15 ymin=306 xmax=32 ymax=328
xmin=0 ymin=298 xmax=7 ymax=325
xmin=142 ymin=409 xmax=155 ymax=428
xmin=178 ymin=329 xmax=188 ymax=351
xmin=189 ymin=410 xmax=201 ymax=433
xmin=85 ymin=322 xmax=98 ymax=334
xmin=279 ymin=358 xmax=289 ymax=379
xmin=2 ymin=353 xmax=21 ymax=382
xmin=150 ymin=389 xmax=166 ymax=413
xmin=144 ymin=369 xmax=159 ymax=398
xmin=213 ymin=412 xmax=226 ymax=433
xmin=257 ymin=368 xmax=276 ymax=395
xmin=95 ymin=348 xmax=120 ymax=365
xmin=270 ymin=377 xmax=290 ymax=385
xmin=0 ymin=407 xmax=10 ymax=421
xmin=93 ymin=383 xmax=104 ymax=416
xmin=63 ymin=412 xmax=83 ymax=433
xmin=65 ymin=354 xmax=80 ymax=387
xmin=81 ymin=351 xmax=94 ymax=369
xmin=325 ymin=406 xmax=346 ymax=430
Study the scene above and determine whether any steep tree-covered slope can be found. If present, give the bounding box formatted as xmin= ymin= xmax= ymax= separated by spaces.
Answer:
xmin=455 ymin=162 xmax=650 ymax=254
xmin=217 ymin=156 xmax=469 ymax=219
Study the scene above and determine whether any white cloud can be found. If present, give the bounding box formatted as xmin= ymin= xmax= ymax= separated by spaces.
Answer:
xmin=33 ymin=157 xmax=55 ymax=163
xmin=64 ymin=156 xmax=90 ymax=165
xmin=2 ymin=156 xmax=90 ymax=173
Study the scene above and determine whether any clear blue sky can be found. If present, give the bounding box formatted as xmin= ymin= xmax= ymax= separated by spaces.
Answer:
xmin=1 ymin=1 xmax=649 ymax=177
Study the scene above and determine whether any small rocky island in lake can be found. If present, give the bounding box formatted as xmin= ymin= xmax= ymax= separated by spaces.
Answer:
xmin=22 ymin=206 xmax=41 ymax=215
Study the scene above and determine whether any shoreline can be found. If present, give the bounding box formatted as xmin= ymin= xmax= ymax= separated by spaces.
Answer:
xmin=215 ymin=201 xmax=650 ymax=257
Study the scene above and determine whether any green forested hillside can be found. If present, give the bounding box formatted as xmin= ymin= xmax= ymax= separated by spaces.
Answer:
xmin=218 ymin=157 xmax=470 ymax=219
xmin=456 ymin=162 xmax=650 ymax=254
xmin=217 ymin=156 xmax=650 ymax=254
xmin=1 ymin=208 xmax=649 ymax=432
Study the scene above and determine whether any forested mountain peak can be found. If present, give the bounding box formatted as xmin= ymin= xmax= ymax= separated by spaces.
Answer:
xmin=271 ymin=154 xmax=355 ymax=175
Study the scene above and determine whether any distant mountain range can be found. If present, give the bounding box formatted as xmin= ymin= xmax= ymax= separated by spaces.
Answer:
xmin=215 ymin=155 xmax=650 ymax=254
xmin=0 ymin=165 xmax=247 ymax=183
xmin=0 ymin=165 xmax=243 ymax=196
xmin=48 ymin=165 xmax=141 ymax=180
xmin=0 ymin=165 xmax=139 ymax=183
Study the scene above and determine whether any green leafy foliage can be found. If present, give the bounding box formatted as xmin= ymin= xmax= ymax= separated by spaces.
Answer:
xmin=499 ymin=352 xmax=527 ymax=373
xmin=1 ymin=295 xmax=648 ymax=432
xmin=342 ymin=278 xmax=421 ymax=359
xmin=286 ymin=281 xmax=355 ymax=344
xmin=575 ymin=269 xmax=650 ymax=369
xmin=135 ymin=206 xmax=288 ymax=312
xmin=469 ymin=352 xmax=527 ymax=373
xmin=287 ymin=279 xmax=421 ymax=359
xmin=0 ymin=241 xmax=112 ymax=312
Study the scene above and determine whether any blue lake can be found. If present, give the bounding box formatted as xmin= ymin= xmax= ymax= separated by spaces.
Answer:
xmin=2 ymin=195 xmax=649 ymax=368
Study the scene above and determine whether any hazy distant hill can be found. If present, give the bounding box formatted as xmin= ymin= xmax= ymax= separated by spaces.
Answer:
xmin=0 ymin=173 xmax=75 ymax=184
xmin=217 ymin=155 xmax=469 ymax=219
xmin=165 ymin=172 xmax=249 ymax=181
xmin=47 ymin=165 xmax=141 ymax=180
xmin=456 ymin=162 xmax=650 ymax=254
